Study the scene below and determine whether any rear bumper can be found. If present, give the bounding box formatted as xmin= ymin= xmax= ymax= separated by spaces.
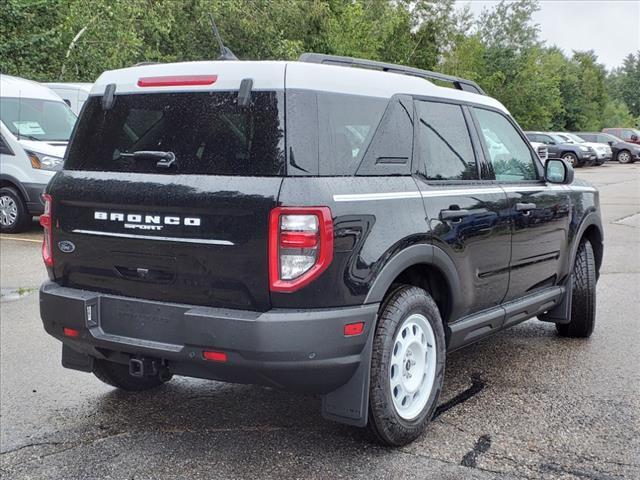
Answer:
xmin=40 ymin=281 xmax=379 ymax=394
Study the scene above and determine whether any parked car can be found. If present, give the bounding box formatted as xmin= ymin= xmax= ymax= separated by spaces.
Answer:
xmin=0 ymin=74 xmax=76 ymax=233
xmin=528 ymin=141 xmax=549 ymax=163
xmin=524 ymin=131 xmax=597 ymax=167
xmin=44 ymin=83 xmax=93 ymax=115
xmin=602 ymin=127 xmax=640 ymax=145
xmin=553 ymin=132 xmax=611 ymax=165
xmin=575 ymin=132 xmax=640 ymax=164
xmin=39 ymin=54 xmax=602 ymax=447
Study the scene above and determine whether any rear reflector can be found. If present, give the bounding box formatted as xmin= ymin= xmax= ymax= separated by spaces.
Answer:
xmin=63 ymin=327 xmax=80 ymax=337
xmin=137 ymin=75 xmax=218 ymax=87
xmin=203 ymin=350 xmax=227 ymax=362
xmin=344 ymin=322 xmax=365 ymax=336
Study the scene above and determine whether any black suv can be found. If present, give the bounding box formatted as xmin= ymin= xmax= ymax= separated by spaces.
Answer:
xmin=525 ymin=132 xmax=597 ymax=167
xmin=39 ymin=55 xmax=603 ymax=446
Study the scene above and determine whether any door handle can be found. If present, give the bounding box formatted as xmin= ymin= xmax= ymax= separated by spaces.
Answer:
xmin=515 ymin=202 xmax=536 ymax=215
xmin=440 ymin=209 xmax=471 ymax=222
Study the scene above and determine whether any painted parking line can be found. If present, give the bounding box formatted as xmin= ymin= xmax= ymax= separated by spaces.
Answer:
xmin=0 ymin=235 xmax=42 ymax=243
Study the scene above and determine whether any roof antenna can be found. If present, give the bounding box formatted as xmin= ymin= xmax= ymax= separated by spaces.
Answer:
xmin=209 ymin=14 xmax=238 ymax=61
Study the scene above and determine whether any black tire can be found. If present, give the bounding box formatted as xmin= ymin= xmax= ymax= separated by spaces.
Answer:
xmin=562 ymin=152 xmax=579 ymax=168
xmin=616 ymin=150 xmax=633 ymax=164
xmin=93 ymin=358 xmax=171 ymax=391
xmin=0 ymin=186 xmax=31 ymax=233
xmin=368 ymin=285 xmax=446 ymax=446
xmin=556 ymin=240 xmax=596 ymax=338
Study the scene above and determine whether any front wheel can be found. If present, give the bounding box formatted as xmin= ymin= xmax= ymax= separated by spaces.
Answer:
xmin=617 ymin=150 xmax=633 ymax=164
xmin=0 ymin=187 xmax=31 ymax=233
xmin=368 ymin=286 xmax=446 ymax=446
xmin=557 ymin=240 xmax=596 ymax=338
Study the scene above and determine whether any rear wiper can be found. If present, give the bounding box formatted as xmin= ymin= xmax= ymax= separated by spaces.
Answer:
xmin=117 ymin=150 xmax=176 ymax=168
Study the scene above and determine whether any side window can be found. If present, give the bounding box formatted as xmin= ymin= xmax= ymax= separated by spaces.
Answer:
xmin=621 ymin=130 xmax=633 ymax=141
xmin=0 ymin=135 xmax=14 ymax=155
xmin=539 ymin=135 xmax=552 ymax=144
xmin=473 ymin=107 xmax=538 ymax=181
xmin=317 ymin=92 xmax=387 ymax=176
xmin=415 ymin=101 xmax=477 ymax=180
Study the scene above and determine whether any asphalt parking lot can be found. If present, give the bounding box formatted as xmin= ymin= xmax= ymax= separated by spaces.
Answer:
xmin=1 ymin=164 xmax=639 ymax=480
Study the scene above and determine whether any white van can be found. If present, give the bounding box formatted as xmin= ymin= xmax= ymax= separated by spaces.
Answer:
xmin=0 ymin=74 xmax=77 ymax=233
xmin=44 ymin=82 xmax=93 ymax=115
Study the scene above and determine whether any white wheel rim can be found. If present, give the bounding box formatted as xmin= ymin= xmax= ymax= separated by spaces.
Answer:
xmin=563 ymin=154 xmax=575 ymax=166
xmin=389 ymin=313 xmax=437 ymax=420
xmin=619 ymin=152 xmax=630 ymax=162
xmin=0 ymin=195 xmax=18 ymax=226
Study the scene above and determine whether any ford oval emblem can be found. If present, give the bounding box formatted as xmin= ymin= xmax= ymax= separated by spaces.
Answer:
xmin=58 ymin=240 xmax=76 ymax=253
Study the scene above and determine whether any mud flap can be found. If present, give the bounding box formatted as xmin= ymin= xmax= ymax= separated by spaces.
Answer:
xmin=539 ymin=276 xmax=572 ymax=324
xmin=62 ymin=344 xmax=94 ymax=372
xmin=321 ymin=326 xmax=374 ymax=427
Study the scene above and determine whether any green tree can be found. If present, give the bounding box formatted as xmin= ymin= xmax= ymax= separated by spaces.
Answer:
xmin=601 ymin=99 xmax=636 ymax=128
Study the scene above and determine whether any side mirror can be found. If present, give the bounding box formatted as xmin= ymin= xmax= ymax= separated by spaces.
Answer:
xmin=546 ymin=141 xmax=556 ymax=145
xmin=545 ymin=158 xmax=574 ymax=185
xmin=631 ymin=134 xmax=638 ymax=142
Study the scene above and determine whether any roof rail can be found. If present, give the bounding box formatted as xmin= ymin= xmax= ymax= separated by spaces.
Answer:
xmin=298 ymin=53 xmax=485 ymax=95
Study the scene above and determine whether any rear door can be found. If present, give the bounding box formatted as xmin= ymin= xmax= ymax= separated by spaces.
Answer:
xmin=49 ymin=71 xmax=286 ymax=312
xmin=471 ymin=107 xmax=571 ymax=301
xmin=413 ymin=99 xmax=511 ymax=320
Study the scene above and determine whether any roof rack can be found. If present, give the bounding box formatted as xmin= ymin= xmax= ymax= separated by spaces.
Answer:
xmin=298 ymin=53 xmax=485 ymax=95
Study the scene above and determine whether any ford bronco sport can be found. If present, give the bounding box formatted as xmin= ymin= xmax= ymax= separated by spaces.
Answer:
xmin=39 ymin=54 xmax=603 ymax=446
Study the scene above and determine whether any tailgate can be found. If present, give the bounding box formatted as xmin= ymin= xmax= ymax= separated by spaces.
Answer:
xmin=50 ymin=172 xmax=281 ymax=311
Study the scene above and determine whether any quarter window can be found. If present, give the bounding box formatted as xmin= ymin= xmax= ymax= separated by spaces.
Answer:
xmin=415 ymin=101 xmax=477 ymax=180
xmin=474 ymin=108 xmax=538 ymax=181
xmin=317 ymin=93 xmax=387 ymax=176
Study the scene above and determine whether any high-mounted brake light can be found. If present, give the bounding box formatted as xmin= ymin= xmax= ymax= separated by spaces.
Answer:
xmin=137 ymin=75 xmax=218 ymax=87
xmin=269 ymin=207 xmax=333 ymax=293
xmin=40 ymin=194 xmax=53 ymax=267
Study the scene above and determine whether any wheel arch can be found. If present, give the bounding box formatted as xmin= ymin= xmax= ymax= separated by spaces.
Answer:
xmin=0 ymin=174 xmax=29 ymax=201
xmin=364 ymin=244 xmax=461 ymax=324
xmin=573 ymin=214 xmax=603 ymax=279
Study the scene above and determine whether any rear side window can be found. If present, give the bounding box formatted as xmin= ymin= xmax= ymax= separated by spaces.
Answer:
xmin=317 ymin=93 xmax=387 ymax=176
xmin=473 ymin=108 xmax=538 ymax=181
xmin=65 ymin=92 xmax=285 ymax=176
xmin=415 ymin=101 xmax=477 ymax=180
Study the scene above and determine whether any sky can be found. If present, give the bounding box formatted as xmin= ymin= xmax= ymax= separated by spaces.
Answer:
xmin=455 ymin=0 xmax=640 ymax=71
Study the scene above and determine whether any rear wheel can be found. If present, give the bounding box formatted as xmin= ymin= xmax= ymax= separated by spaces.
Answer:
xmin=0 ymin=187 xmax=31 ymax=233
xmin=368 ymin=286 xmax=445 ymax=446
xmin=93 ymin=359 xmax=171 ymax=391
xmin=557 ymin=240 xmax=596 ymax=338
xmin=617 ymin=150 xmax=632 ymax=164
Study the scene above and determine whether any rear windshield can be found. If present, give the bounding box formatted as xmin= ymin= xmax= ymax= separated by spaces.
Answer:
xmin=0 ymin=97 xmax=76 ymax=142
xmin=65 ymin=91 xmax=285 ymax=175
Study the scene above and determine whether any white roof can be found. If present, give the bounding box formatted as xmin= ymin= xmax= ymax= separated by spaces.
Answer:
xmin=90 ymin=60 xmax=508 ymax=114
xmin=0 ymin=74 xmax=65 ymax=102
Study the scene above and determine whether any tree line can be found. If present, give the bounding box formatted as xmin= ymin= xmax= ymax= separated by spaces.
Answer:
xmin=1 ymin=0 xmax=638 ymax=131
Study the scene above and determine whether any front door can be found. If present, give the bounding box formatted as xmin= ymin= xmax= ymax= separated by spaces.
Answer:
xmin=413 ymin=100 xmax=512 ymax=321
xmin=472 ymin=107 xmax=571 ymax=301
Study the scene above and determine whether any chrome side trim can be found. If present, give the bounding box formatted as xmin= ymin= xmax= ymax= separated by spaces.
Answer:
xmin=72 ymin=229 xmax=234 ymax=245
xmin=333 ymin=191 xmax=422 ymax=202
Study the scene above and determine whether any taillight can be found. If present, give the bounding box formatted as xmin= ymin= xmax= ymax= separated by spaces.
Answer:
xmin=269 ymin=207 xmax=333 ymax=293
xmin=40 ymin=194 xmax=53 ymax=267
